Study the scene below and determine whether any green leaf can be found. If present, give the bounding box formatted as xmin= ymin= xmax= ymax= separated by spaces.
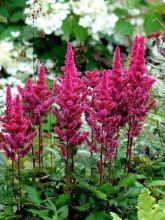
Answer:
xmin=115 ymin=20 xmax=134 ymax=35
xmin=0 ymin=7 xmax=9 ymax=18
xmin=73 ymin=17 xmax=88 ymax=42
xmin=118 ymin=174 xmax=136 ymax=187
xmin=113 ymin=8 xmax=129 ymax=17
xmin=10 ymin=11 xmax=24 ymax=22
xmin=93 ymin=190 xmax=107 ymax=201
xmin=58 ymin=205 xmax=68 ymax=220
xmin=21 ymin=26 xmax=38 ymax=40
xmin=0 ymin=25 xmax=21 ymax=39
xmin=148 ymin=180 xmax=165 ymax=187
xmin=86 ymin=213 xmax=96 ymax=220
xmin=62 ymin=16 xmax=73 ymax=39
xmin=28 ymin=209 xmax=51 ymax=220
xmin=86 ymin=212 xmax=112 ymax=220
xmin=45 ymin=198 xmax=57 ymax=211
xmin=26 ymin=186 xmax=41 ymax=205
xmin=143 ymin=13 xmax=161 ymax=34
xmin=74 ymin=203 xmax=92 ymax=212
xmin=98 ymin=183 xmax=117 ymax=195
xmin=125 ymin=0 xmax=141 ymax=9
xmin=137 ymin=188 xmax=165 ymax=220
xmin=55 ymin=194 xmax=70 ymax=209
xmin=110 ymin=212 xmax=122 ymax=220
xmin=5 ymin=1 xmax=26 ymax=9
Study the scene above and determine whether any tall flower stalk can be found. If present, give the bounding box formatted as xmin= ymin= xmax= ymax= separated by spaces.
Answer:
xmin=1 ymin=88 xmax=37 ymax=196
xmin=124 ymin=36 xmax=156 ymax=173
xmin=17 ymin=66 xmax=54 ymax=170
xmin=52 ymin=42 xmax=88 ymax=192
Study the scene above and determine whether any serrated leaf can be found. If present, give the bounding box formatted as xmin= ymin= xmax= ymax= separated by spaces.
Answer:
xmin=94 ymin=190 xmax=107 ymax=201
xmin=137 ymin=188 xmax=165 ymax=220
xmin=26 ymin=186 xmax=41 ymax=205
xmin=98 ymin=183 xmax=117 ymax=195
xmin=118 ymin=174 xmax=136 ymax=187
xmin=55 ymin=194 xmax=70 ymax=209
xmin=58 ymin=205 xmax=68 ymax=220
xmin=28 ymin=209 xmax=51 ymax=220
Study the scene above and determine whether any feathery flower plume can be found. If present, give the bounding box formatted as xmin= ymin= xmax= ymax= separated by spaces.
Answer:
xmin=52 ymin=42 xmax=88 ymax=192
xmin=17 ymin=66 xmax=54 ymax=169
xmin=124 ymin=36 xmax=156 ymax=172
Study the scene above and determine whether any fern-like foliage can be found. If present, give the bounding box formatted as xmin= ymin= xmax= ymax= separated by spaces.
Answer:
xmin=137 ymin=188 xmax=165 ymax=220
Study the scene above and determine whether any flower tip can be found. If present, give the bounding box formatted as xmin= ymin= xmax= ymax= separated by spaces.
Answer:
xmin=67 ymin=42 xmax=72 ymax=49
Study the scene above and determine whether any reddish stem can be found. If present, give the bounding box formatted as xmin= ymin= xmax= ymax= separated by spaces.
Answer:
xmin=41 ymin=127 xmax=44 ymax=170
xmin=50 ymin=109 xmax=53 ymax=168
xmin=66 ymin=142 xmax=70 ymax=193
xmin=100 ymin=143 xmax=103 ymax=185
xmin=11 ymin=159 xmax=16 ymax=199
xmin=32 ymin=145 xmax=35 ymax=169
xmin=108 ymin=156 xmax=112 ymax=183
xmin=17 ymin=153 xmax=21 ymax=197
xmin=38 ymin=125 xmax=41 ymax=170
xmin=90 ymin=131 xmax=94 ymax=178
xmin=127 ymin=137 xmax=133 ymax=173
xmin=71 ymin=147 xmax=74 ymax=172
xmin=124 ymin=124 xmax=131 ymax=173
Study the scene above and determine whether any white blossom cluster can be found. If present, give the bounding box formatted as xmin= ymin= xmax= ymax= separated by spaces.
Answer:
xmin=0 ymin=35 xmax=54 ymax=104
xmin=71 ymin=0 xmax=118 ymax=41
xmin=0 ymin=37 xmax=32 ymax=103
xmin=25 ymin=0 xmax=70 ymax=35
xmin=24 ymin=0 xmax=118 ymax=41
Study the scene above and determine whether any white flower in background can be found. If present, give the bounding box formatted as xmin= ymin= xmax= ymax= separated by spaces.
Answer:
xmin=25 ymin=0 xmax=70 ymax=35
xmin=0 ymin=38 xmax=34 ymax=77
xmin=0 ymin=38 xmax=55 ymax=105
xmin=129 ymin=9 xmax=143 ymax=26
xmin=71 ymin=0 xmax=118 ymax=40
xmin=11 ymin=31 xmax=20 ymax=38
xmin=25 ymin=0 xmax=118 ymax=41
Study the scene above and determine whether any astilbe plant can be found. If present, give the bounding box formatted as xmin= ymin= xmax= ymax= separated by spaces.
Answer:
xmin=0 ymin=87 xmax=37 ymax=195
xmin=82 ymin=69 xmax=100 ymax=177
xmin=124 ymin=36 xmax=156 ymax=172
xmin=0 ymin=36 xmax=156 ymax=203
xmin=52 ymin=42 xmax=89 ymax=192
xmin=84 ymin=48 xmax=124 ymax=183
xmin=85 ymin=70 xmax=121 ymax=183
xmin=17 ymin=66 xmax=54 ymax=169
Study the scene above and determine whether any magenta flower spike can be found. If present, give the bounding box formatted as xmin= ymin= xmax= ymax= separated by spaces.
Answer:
xmin=124 ymin=36 xmax=156 ymax=172
xmin=1 ymin=93 xmax=37 ymax=160
xmin=5 ymin=85 xmax=13 ymax=119
xmin=18 ymin=65 xmax=53 ymax=125
xmin=52 ymin=42 xmax=88 ymax=192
